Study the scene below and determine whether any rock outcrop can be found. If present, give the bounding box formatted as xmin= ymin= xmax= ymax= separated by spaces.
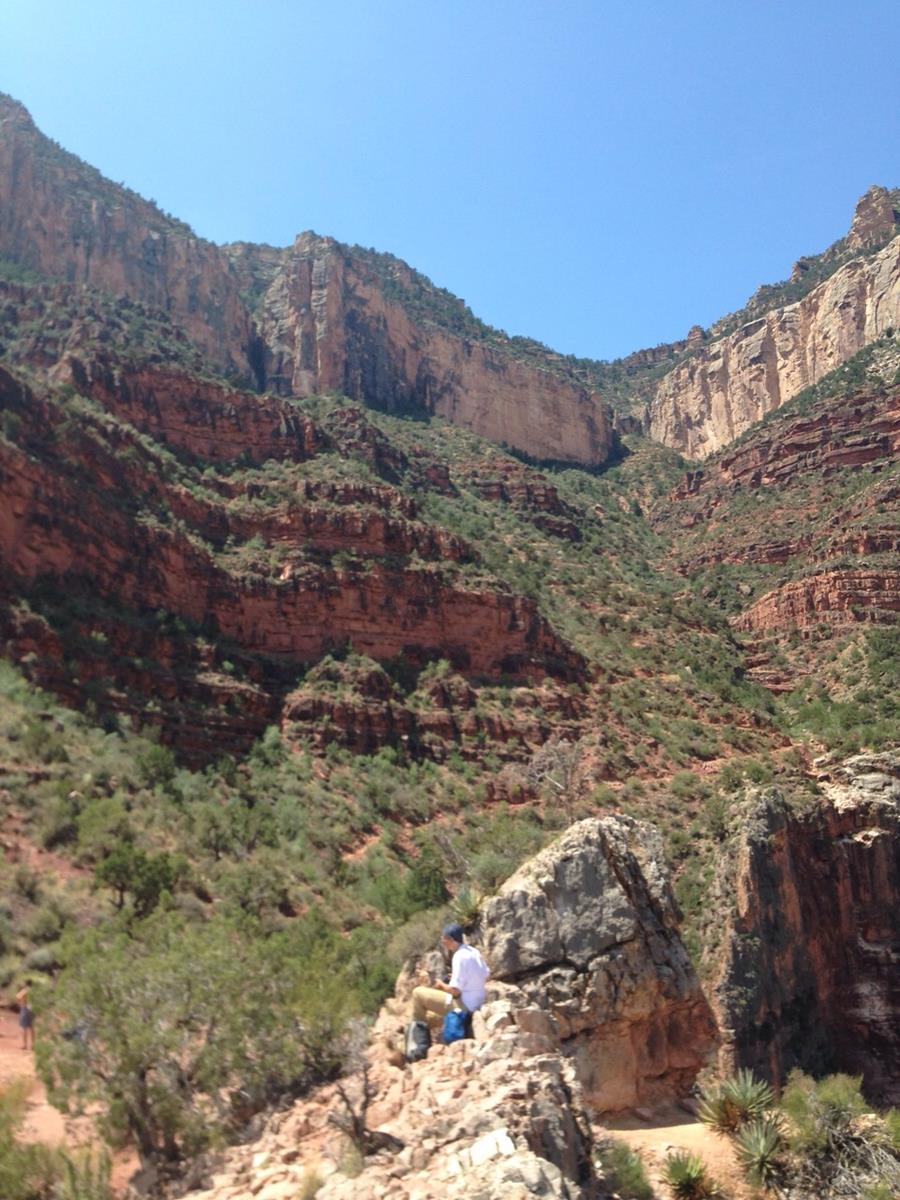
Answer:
xmin=479 ymin=816 xmax=718 ymax=1112
xmin=180 ymin=1018 xmax=595 ymax=1200
xmin=647 ymin=226 xmax=900 ymax=458
xmin=732 ymin=570 xmax=900 ymax=635
xmin=177 ymin=814 xmax=716 ymax=1200
xmin=715 ymin=759 xmax=900 ymax=1104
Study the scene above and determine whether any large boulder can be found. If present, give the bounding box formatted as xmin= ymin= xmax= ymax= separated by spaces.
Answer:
xmin=478 ymin=816 xmax=717 ymax=1111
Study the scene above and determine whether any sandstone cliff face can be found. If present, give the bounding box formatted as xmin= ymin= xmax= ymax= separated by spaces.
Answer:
xmin=1 ymin=95 xmax=617 ymax=467
xmin=732 ymin=570 xmax=900 ymax=635
xmin=479 ymin=816 xmax=717 ymax=1112
xmin=647 ymin=229 xmax=900 ymax=458
xmin=715 ymin=759 xmax=900 ymax=1104
xmin=231 ymin=234 xmax=615 ymax=465
xmin=0 ymin=95 xmax=252 ymax=377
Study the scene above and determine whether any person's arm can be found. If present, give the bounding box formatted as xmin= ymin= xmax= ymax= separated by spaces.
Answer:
xmin=438 ymin=948 xmax=462 ymax=999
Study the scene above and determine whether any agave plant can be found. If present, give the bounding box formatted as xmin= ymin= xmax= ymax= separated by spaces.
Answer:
xmin=698 ymin=1068 xmax=775 ymax=1133
xmin=735 ymin=1115 xmax=784 ymax=1187
xmin=663 ymin=1151 xmax=719 ymax=1199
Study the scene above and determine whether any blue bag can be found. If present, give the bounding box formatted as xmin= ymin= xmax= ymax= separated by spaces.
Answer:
xmin=442 ymin=1007 xmax=468 ymax=1044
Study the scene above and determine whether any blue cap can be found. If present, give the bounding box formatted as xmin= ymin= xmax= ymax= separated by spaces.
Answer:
xmin=442 ymin=922 xmax=464 ymax=944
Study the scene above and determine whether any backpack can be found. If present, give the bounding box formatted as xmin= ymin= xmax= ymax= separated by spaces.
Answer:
xmin=442 ymin=1007 xmax=469 ymax=1045
xmin=404 ymin=1019 xmax=431 ymax=1063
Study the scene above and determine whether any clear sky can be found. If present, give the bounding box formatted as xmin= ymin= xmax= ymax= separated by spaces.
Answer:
xmin=2 ymin=1 xmax=898 ymax=361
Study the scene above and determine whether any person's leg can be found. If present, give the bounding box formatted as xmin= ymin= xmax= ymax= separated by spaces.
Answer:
xmin=411 ymin=985 xmax=452 ymax=1025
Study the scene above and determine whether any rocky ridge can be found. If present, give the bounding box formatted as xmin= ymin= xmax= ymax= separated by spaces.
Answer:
xmin=177 ymin=815 xmax=711 ymax=1200
xmin=4 ymin=94 xmax=899 ymax=473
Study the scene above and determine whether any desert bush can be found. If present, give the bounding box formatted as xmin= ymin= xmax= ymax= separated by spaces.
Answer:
xmin=595 ymin=1136 xmax=653 ymax=1199
xmin=662 ymin=1150 xmax=719 ymax=1198
xmin=39 ymin=909 xmax=362 ymax=1167
xmin=734 ymin=1114 xmax=784 ymax=1188
xmin=780 ymin=1071 xmax=900 ymax=1196
xmin=698 ymin=1068 xmax=774 ymax=1133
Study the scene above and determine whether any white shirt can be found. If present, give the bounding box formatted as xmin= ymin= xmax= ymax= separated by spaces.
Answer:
xmin=448 ymin=943 xmax=490 ymax=1012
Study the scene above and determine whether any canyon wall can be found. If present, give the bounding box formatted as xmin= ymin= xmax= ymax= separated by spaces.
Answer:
xmin=0 ymin=95 xmax=252 ymax=377
xmin=231 ymin=234 xmax=615 ymax=465
xmin=647 ymin=225 xmax=900 ymax=459
xmin=0 ymin=95 xmax=615 ymax=467
xmin=715 ymin=759 xmax=900 ymax=1104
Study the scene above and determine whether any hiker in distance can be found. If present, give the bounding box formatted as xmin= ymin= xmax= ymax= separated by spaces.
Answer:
xmin=412 ymin=922 xmax=490 ymax=1031
xmin=16 ymin=983 xmax=34 ymax=1051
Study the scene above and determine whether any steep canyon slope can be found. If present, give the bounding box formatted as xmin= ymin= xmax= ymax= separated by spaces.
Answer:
xmin=2 ymin=90 xmax=900 ymax=1093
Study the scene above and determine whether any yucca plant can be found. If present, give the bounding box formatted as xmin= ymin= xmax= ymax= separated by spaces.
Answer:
xmin=663 ymin=1150 xmax=719 ymax=1199
xmin=449 ymin=882 xmax=484 ymax=928
xmin=735 ymin=1115 xmax=784 ymax=1188
xmin=698 ymin=1068 xmax=775 ymax=1133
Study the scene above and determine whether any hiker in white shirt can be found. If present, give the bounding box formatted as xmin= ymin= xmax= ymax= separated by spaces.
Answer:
xmin=411 ymin=922 xmax=490 ymax=1030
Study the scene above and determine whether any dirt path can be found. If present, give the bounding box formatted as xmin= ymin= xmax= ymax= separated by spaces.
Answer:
xmin=0 ymin=1009 xmax=138 ymax=1193
xmin=602 ymin=1102 xmax=752 ymax=1199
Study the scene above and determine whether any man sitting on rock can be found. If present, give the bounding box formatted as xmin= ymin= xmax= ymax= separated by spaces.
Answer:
xmin=411 ymin=923 xmax=490 ymax=1035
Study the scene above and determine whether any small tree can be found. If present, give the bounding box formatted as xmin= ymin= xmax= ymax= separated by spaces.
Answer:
xmin=526 ymin=736 xmax=582 ymax=822
xmin=94 ymin=843 xmax=182 ymax=916
xmin=39 ymin=910 xmax=359 ymax=1168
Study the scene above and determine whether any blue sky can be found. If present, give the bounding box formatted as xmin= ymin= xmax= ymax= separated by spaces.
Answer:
xmin=2 ymin=1 xmax=898 ymax=360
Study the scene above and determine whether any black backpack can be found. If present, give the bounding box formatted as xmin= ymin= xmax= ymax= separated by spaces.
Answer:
xmin=404 ymin=1019 xmax=431 ymax=1063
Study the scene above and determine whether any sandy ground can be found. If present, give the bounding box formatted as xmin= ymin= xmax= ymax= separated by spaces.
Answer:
xmin=603 ymin=1101 xmax=752 ymax=1199
xmin=0 ymin=1008 xmax=138 ymax=1193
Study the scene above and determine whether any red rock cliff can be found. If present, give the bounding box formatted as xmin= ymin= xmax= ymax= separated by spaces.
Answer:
xmin=715 ymin=763 xmax=900 ymax=1103
xmin=0 ymin=95 xmax=252 ymax=377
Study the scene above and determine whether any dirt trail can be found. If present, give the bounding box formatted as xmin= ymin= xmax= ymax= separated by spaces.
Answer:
xmin=603 ymin=1102 xmax=752 ymax=1198
xmin=0 ymin=1009 xmax=137 ymax=1193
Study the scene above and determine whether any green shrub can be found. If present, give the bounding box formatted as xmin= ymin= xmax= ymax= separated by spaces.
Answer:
xmin=40 ymin=909 xmax=361 ymax=1166
xmin=25 ymin=944 xmax=61 ymax=973
xmin=25 ymin=902 xmax=66 ymax=945
xmin=595 ymin=1136 xmax=653 ymax=1199
xmin=734 ymin=1115 xmax=784 ymax=1187
xmin=780 ymin=1070 xmax=869 ymax=1156
xmin=662 ymin=1150 xmax=719 ymax=1198
xmin=698 ymin=1068 xmax=774 ymax=1133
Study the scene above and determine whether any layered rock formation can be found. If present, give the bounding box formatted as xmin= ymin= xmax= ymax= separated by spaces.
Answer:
xmin=227 ymin=234 xmax=614 ymax=465
xmin=647 ymin=215 xmax=900 ymax=458
xmin=0 ymin=361 xmax=581 ymax=760
xmin=733 ymin=570 xmax=900 ymax=635
xmin=479 ymin=816 xmax=718 ymax=1111
xmin=715 ymin=757 xmax=900 ymax=1104
xmin=0 ymin=94 xmax=615 ymax=467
